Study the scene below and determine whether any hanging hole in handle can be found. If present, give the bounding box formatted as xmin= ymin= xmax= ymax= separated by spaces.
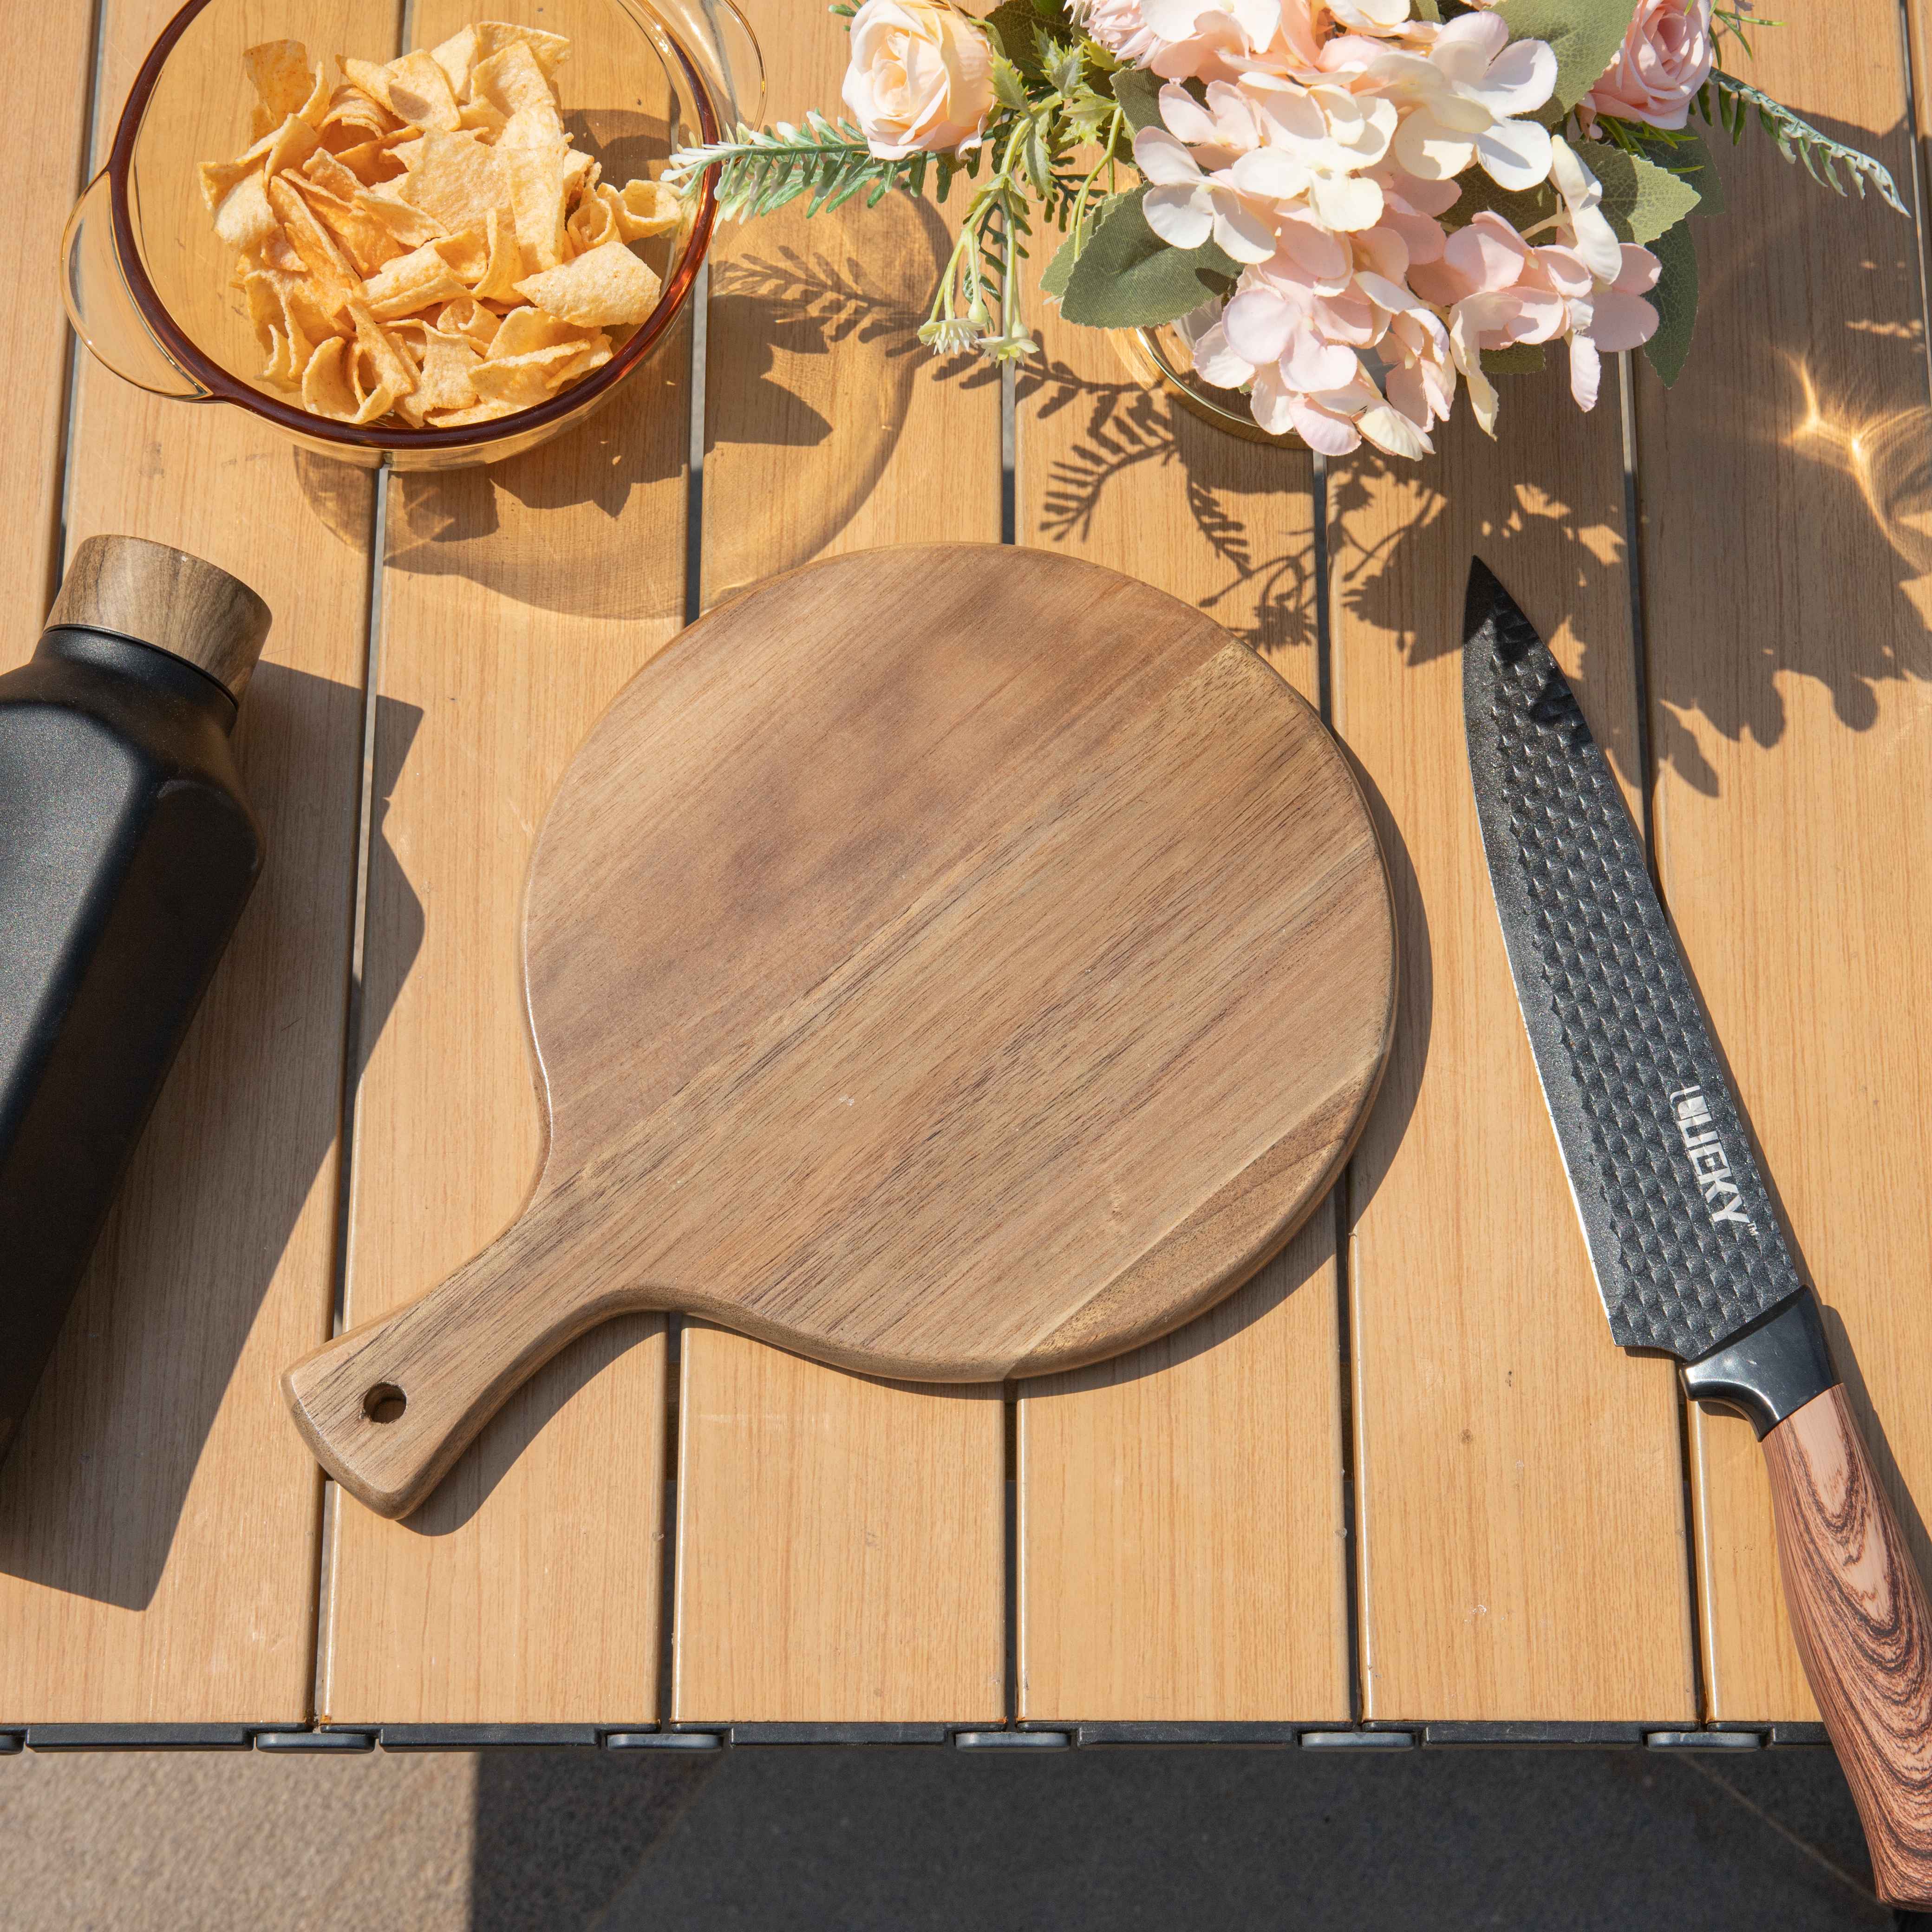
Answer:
xmin=363 ymin=1384 xmax=407 ymax=1425
xmin=61 ymin=168 xmax=210 ymax=401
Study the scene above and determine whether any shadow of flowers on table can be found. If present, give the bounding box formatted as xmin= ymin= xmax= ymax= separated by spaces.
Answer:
xmin=1013 ymin=340 xmax=1324 ymax=683
xmin=1639 ymin=347 xmax=1932 ymax=798
xmin=1018 ymin=347 xmax=1321 ymax=669
xmin=1627 ymin=97 xmax=1932 ymax=795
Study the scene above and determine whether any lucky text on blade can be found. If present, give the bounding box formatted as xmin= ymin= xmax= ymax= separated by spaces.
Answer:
xmin=1460 ymin=560 xmax=1802 ymax=1364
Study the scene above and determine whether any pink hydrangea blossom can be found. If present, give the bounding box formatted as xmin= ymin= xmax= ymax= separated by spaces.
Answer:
xmin=1377 ymin=305 xmax=1457 ymax=439
xmin=1566 ymin=243 xmax=1661 ymax=407
xmin=1368 ymin=167 xmax=1456 ymax=266
xmin=1075 ymin=0 xmax=1424 ymax=84
xmin=1369 ymin=12 xmax=1556 ymax=189
xmin=1069 ymin=0 xmax=1673 ymax=448
xmin=1583 ymin=0 xmax=1714 ymax=131
xmin=1407 ymin=212 xmax=1573 ymax=345
xmin=1076 ymin=0 xmax=1323 ymax=82
xmin=1184 ymin=222 xmax=1451 ymax=455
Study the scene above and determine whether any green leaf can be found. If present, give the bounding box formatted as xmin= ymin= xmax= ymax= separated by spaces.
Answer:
xmin=1482 ymin=343 xmax=1547 ymax=375
xmin=1410 ymin=0 xmax=1442 ymax=17
xmin=1057 ymin=188 xmax=1238 ymax=328
xmin=1495 ymin=0 xmax=1640 ymax=116
xmin=1041 ymin=231 xmax=1082 ymax=298
xmin=1024 ymin=114 xmax=1052 ymax=197
xmin=1042 ymin=191 xmax=1122 ymax=298
xmin=1111 ymin=67 xmax=1166 ymax=134
xmin=983 ymin=0 xmax=1047 ymax=76
xmin=981 ymin=0 xmax=1077 ymax=77
xmin=1446 ymin=170 xmax=1556 ymax=232
xmin=991 ymin=53 xmax=1030 ymax=111
xmin=1583 ymin=144 xmax=1702 ymax=243
xmin=1045 ymin=39 xmax=1085 ymax=94
xmin=1609 ymin=120 xmax=1726 ymax=219
xmin=1643 ymin=219 xmax=1697 ymax=385
xmin=1646 ymin=126 xmax=1724 ymax=218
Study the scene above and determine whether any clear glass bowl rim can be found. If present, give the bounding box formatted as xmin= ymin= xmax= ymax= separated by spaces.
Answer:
xmin=108 ymin=0 xmax=723 ymax=452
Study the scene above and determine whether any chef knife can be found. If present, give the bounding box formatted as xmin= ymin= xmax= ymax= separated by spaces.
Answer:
xmin=1463 ymin=558 xmax=1932 ymax=1906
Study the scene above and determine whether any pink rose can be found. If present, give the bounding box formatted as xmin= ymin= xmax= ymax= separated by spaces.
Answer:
xmin=1583 ymin=0 xmax=1714 ymax=131
xmin=842 ymin=0 xmax=994 ymax=159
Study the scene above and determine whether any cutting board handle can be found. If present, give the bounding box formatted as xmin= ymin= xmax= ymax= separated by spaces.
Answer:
xmin=282 ymin=1180 xmax=630 ymax=1519
xmin=1764 ymin=1384 xmax=1932 ymax=1907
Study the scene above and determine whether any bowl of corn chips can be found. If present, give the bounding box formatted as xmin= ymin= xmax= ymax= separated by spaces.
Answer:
xmin=62 ymin=0 xmax=757 ymax=469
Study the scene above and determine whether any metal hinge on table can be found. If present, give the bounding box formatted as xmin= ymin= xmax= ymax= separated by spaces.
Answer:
xmin=375 ymin=1725 xmax=604 ymax=1749
xmin=1423 ymin=1723 xmax=1646 ymax=1749
xmin=708 ymin=1723 xmax=965 ymax=1747
xmin=606 ymin=1731 xmax=725 ymax=1751
xmin=955 ymin=1730 xmax=1072 ymax=1750
xmin=1644 ymin=1730 xmax=1767 ymax=1751
xmin=1300 ymin=1730 xmax=1417 ymax=1750
xmin=654 ymin=1723 xmax=980 ymax=1747
xmin=19 ymin=1724 xmax=310 ymax=1751
xmin=1071 ymin=1723 xmax=1306 ymax=1748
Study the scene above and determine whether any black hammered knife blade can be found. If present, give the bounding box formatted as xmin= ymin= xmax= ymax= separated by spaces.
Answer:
xmin=1461 ymin=557 xmax=1801 ymax=1361
xmin=1461 ymin=561 xmax=1932 ymax=1898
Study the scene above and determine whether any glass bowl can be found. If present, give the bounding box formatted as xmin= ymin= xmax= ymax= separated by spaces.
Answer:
xmin=62 ymin=0 xmax=760 ymax=470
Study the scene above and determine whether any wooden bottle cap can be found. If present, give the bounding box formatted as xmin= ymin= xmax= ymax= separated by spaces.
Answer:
xmin=47 ymin=535 xmax=273 ymax=705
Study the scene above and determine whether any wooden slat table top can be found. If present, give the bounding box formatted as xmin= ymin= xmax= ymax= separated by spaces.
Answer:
xmin=1 ymin=0 xmax=1929 ymax=1738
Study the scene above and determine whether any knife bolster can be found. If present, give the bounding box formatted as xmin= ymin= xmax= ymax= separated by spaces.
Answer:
xmin=1681 ymin=1288 xmax=1837 ymax=1439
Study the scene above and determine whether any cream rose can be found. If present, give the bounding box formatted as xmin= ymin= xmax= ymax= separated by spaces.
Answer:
xmin=1583 ymin=0 xmax=1715 ymax=131
xmin=842 ymin=0 xmax=995 ymax=159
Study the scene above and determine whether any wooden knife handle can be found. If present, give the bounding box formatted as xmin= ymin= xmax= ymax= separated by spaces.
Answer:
xmin=282 ymin=1181 xmax=635 ymax=1519
xmin=1764 ymin=1384 xmax=1932 ymax=1906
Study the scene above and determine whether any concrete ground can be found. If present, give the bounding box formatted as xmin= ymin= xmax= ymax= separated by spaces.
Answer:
xmin=0 ymin=1741 xmax=1923 ymax=1929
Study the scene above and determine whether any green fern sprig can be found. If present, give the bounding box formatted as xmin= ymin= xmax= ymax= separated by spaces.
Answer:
xmin=1701 ymin=71 xmax=1907 ymax=215
xmin=662 ymin=112 xmax=958 ymax=221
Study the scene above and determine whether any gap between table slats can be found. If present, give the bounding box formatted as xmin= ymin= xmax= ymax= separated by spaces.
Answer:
xmin=1009 ymin=308 xmax=1351 ymax=1726
xmin=0 ymin=0 xmax=380 ymax=1723
xmin=1332 ymin=362 xmax=1697 ymax=1725
xmin=1641 ymin=0 xmax=1932 ymax=1724
xmin=317 ymin=0 xmax=683 ymax=1725
xmin=667 ymin=0 xmax=1007 ymax=1729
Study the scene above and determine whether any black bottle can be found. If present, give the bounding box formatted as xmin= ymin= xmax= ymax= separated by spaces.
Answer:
xmin=0 ymin=534 xmax=271 ymax=1465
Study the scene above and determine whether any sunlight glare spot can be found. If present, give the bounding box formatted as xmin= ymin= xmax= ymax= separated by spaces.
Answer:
xmin=1785 ymin=356 xmax=1932 ymax=577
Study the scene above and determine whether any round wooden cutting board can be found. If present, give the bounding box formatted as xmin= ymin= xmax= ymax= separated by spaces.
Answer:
xmin=286 ymin=544 xmax=1398 ymax=1517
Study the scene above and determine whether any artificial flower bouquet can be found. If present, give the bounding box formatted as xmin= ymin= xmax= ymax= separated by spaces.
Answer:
xmin=668 ymin=0 xmax=1902 ymax=458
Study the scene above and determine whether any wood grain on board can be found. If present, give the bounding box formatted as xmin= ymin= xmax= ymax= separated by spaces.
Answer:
xmin=1637 ymin=10 xmax=1932 ymax=1724
xmin=1332 ymin=370 xmax=1696 ymax=1721
xmin=319 ymin=0 xmax=685 ymax=1724
xmin=1012 ymin=315 xmax=1352 ymax=1722
xmin=0 ymin=0 xmax=382 ymax=1720
xmin=0 ymin=3 xmax=94 ymax=653
xmin=288 ymin=547 xmax=1394 ymax=1524
xmin=671 ymin=0 xmax=1006 ymax=1726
